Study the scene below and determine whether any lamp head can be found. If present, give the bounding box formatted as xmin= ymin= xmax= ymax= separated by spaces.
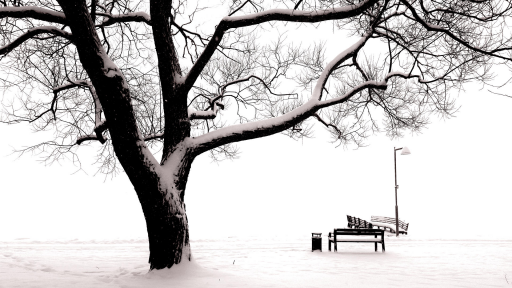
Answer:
xmin=401 ymin=146 xmax=411 ymax=155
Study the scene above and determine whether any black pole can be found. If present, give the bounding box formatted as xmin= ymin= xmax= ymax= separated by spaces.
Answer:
xmin=394 ymin=147 xmax=400 ymax=237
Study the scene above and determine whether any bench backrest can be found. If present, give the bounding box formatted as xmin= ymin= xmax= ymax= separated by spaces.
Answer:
xmin=361 ymin=219 xmax=372 ymax=229
xmin=347 ymin=215 xmax=373 ymax=229
xmin=371 ymin=216 xmax=409 ymax=231
xmin=332 ymin=228 xmax=384 ymax=237
xmin=347 ymin=215 xmax=355 ymax=226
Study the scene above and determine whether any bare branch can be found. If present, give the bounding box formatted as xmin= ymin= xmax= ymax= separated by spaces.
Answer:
xmin=294 ymin=1 xmax=304 ymax=11
xmin=229 ymin=0 xmax=260 ymax=17
xmin=0 ymin=26 xmax=72 ymax=56
xmin=77 ymin=134 xmax=100 ymax=145
xmin=400 ymin=0 xmax=512 ymax=61
xmin=219 ymin=75 xmax=298 ymax=99
xmin=488 ymin=90 xmax=512 ymax=99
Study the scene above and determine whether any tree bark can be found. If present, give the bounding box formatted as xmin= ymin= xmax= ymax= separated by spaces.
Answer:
xmin=135 ymin=145 xmax=195 ymax=270
xmin=120 ymin=145 xmax=195 ymax=269
xmin=145 ymin=201 xmax=191 ymax=270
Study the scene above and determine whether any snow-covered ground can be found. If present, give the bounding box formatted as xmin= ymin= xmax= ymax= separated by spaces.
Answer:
xmin=1 ymin=235 xmax=511 ymax=287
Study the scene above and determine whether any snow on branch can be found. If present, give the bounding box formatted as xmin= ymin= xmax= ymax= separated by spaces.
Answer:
xmin=144 ymin=133 xmax=164 ymax=142
xmin=221 ymin=0 xmax=379 ymax=27
xmin=189 ymin=96 xmax=318 ymax=155
xmin=188 ymin=101 xmax=224 ymax=120
xmin=312 ymin=35 xmax=371 ymax=102
xmin=98 ymin=11 xmax=151 ymax=27
xmin=0 ymin=6 xmax=67 ymax=24
xmin=0 ymin=26 xmax=72 ymax=56
xmin=76 ymin=135 xmax=100 ymax=145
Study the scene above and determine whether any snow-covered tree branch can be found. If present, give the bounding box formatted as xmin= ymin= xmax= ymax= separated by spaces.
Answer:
xmin=0 ymin=6 xmax=67 ymax=24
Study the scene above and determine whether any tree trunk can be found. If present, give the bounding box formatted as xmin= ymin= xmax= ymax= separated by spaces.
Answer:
xmin=57 ymin=0 xmax=194 ymax=270
xmin=144 ymin=187 xmax=191 ymax=270
xmin=132 ymin=146 xmax=195 ymax=270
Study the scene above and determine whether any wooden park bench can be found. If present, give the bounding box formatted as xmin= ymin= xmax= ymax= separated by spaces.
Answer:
xmin=370 ymin=216 xmax=409 ymax=235
xmin=328 ymin=228 xmax=385 ymax=252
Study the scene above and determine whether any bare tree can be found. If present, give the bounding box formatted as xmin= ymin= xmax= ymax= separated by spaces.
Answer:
xmin=1 ymin=0 xmax=511 ymax=270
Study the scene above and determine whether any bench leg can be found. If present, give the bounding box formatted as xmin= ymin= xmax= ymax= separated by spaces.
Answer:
xmin=328 ymin=240 xmax=331 ymax=251
xmin=382 ymin=241 xmax=385 ymax=252
xmin=375 ymin=235 xmax=377 ymax=251
xmin=334 ymin=242 xmax=337 ymax=252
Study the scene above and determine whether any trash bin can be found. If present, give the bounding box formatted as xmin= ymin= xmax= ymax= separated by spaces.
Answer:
xmin=311 ymin=232 xmax=322 ymax=252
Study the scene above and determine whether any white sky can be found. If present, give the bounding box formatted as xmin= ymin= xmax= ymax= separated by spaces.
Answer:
xmin=1 ymin=5 xmax=512 ymax=241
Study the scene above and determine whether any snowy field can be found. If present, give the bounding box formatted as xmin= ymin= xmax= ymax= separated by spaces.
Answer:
xmin=1 ymin=235 xmax=512 ymax=288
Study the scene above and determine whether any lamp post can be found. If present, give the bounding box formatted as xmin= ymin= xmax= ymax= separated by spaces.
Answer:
xmin=394 ymin=146 xmax=410 ymax=237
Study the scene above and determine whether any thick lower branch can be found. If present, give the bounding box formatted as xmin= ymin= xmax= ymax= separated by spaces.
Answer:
xmin=0 ymin=6 xmax=67 ymax=24
xmin=58 ymin=0 xmax=160 ymax=179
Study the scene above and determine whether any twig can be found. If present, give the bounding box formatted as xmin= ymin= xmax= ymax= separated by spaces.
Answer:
xmin=488 ymin=90 xmax=512 ymax=98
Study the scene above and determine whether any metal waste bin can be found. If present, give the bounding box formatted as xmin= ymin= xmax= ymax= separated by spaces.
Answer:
xmin=311 ymin=232 xmax=322 ymax=252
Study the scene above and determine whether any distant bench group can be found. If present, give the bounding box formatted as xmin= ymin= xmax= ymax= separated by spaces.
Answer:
xmin=328 ymin=228 xmax=385 ymax=252
xmin=325 ymin=215 xmax=409 ymax=253
xmin=347 ymin=215 xmax=409 ymax=235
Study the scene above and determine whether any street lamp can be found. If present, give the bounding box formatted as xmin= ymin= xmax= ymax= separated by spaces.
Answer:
xmin=394 ymin=146 xmax=410 ymax=237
